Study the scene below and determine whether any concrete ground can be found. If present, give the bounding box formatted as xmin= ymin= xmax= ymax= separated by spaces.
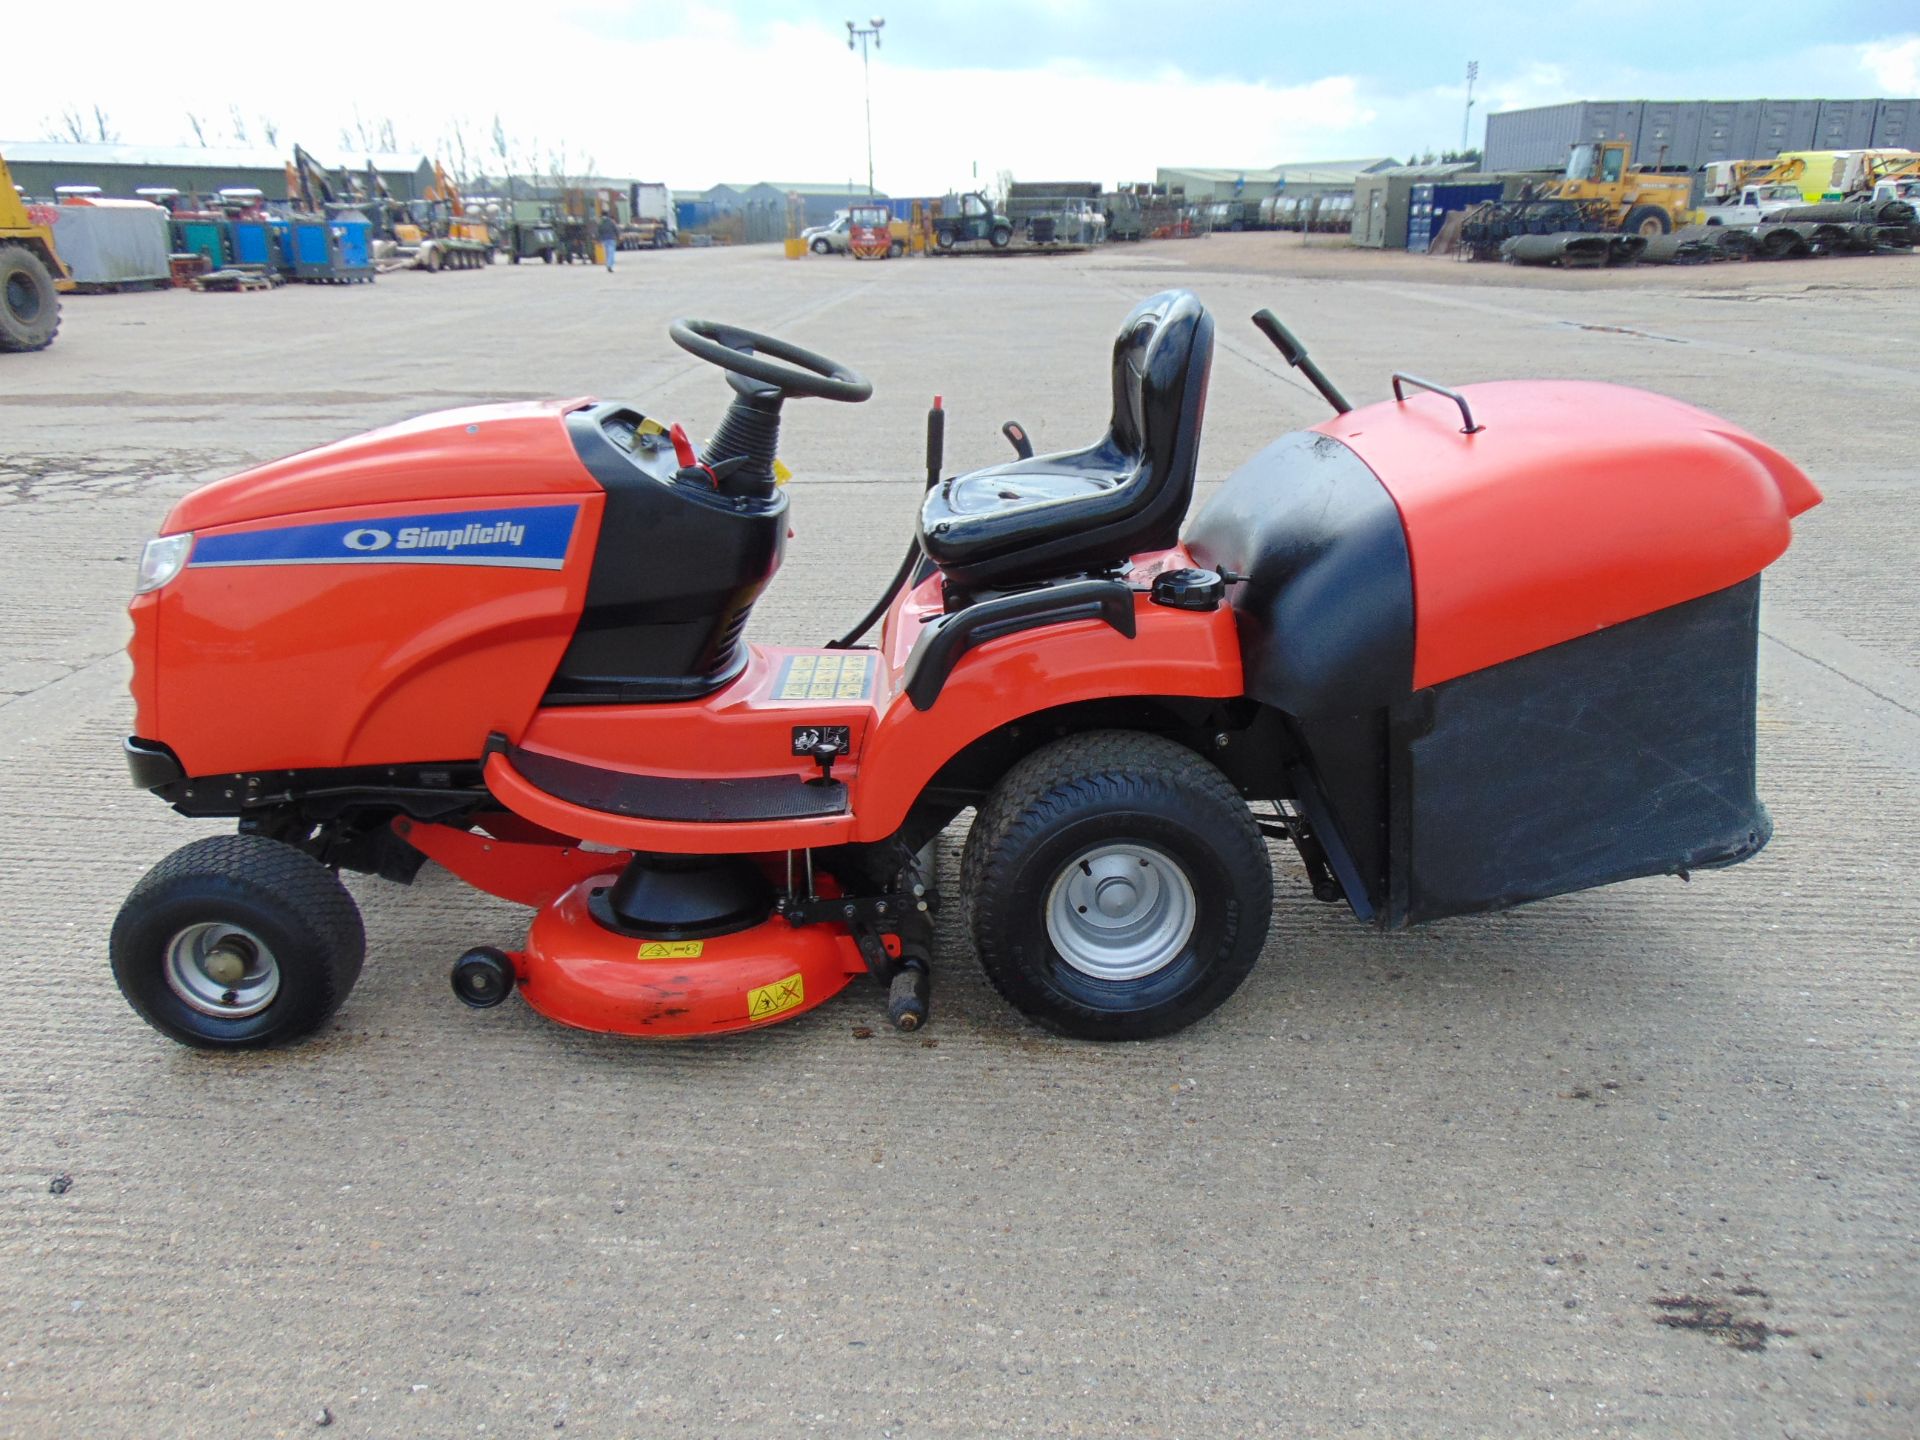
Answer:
xmin=1 ymin=236 xmax=1916 ymax=1439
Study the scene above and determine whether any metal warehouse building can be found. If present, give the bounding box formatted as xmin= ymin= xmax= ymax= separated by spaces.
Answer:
xmin=1155 ymin=159 xmax=1396 ymax=203
xmin=1485 ymin=98 xmax=1920 ymax=173
xmin=1 ymin=141 xmax=437 ymax=203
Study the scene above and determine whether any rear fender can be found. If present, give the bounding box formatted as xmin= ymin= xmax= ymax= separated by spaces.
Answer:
xmin=848 ymin=577 xmax=1244 ymax=841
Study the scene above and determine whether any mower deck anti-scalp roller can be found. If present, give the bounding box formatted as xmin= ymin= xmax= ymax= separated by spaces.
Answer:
xmin=110 ymin=292 xmax=1819 ymax=1052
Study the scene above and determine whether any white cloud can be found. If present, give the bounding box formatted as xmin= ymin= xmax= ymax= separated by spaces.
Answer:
xmin=3 ymin=3 xmax=1377 ymax=193
xmin=1860 ymin=35 xmax=1920 ymax=93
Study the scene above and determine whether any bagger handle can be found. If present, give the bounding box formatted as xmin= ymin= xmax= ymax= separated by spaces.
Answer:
xmin=1391 ymin=372 xmax=1484 ymax=435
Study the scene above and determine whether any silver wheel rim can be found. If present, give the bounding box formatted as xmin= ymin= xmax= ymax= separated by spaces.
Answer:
xmin=1045 ymin=842 xmax=1196 ymax=982
xmin=163 ymin=922 xmax=281 ymax=1019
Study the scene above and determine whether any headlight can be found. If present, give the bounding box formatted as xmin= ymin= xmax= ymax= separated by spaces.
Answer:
xmin=134 ymin=533 xmax=193 ymax=594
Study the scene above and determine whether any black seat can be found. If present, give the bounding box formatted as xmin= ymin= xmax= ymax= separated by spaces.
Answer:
xmin=918 ymin=290 xmax=1214 ymax=590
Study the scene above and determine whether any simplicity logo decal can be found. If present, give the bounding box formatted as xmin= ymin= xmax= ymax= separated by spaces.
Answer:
xmin=191 ymin=505 xmax=577 ymax=571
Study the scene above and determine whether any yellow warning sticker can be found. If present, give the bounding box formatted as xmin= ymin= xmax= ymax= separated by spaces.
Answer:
xmin=747 ymin=972 xmax=805 ymax=1019
xmin=773 ymin=458 xmax=793 ymax=486
xmin=774 ymin=652 xmax=873 ymax=702
xmin=637 ymin=941 xmax=704 ymax=960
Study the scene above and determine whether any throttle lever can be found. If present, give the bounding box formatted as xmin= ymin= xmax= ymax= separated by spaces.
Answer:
xmin=1001 ymin=420 xmax=1034 ymax=459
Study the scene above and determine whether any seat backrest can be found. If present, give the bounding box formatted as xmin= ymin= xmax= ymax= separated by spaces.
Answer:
xmin=1060 ymin=288 xmax=1212 ymax=560
xmin=917 ymin=290 xmax=1213 ymax=590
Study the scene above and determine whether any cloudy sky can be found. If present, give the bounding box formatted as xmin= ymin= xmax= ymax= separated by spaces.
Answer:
xmin=6 ymin=1 xmax=1918 ymax=192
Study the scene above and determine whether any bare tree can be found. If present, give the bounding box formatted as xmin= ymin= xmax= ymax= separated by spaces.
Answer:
xmin=341 ymin=108 xmax=400 ymax=157
xmin=260 ymin=116 xmax=281 ymax=148
xmin=229 ymin=105 xmax=251 ymax=146
xmin=186 ymin=112 xmax=210 ymax=147
xmin=444 ymin=119 xmax=474 ymax=185
xmin=48 ymin=104 xmax=119 ymax=143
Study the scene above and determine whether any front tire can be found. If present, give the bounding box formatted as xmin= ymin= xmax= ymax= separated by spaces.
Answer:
xmin=110 ymin=835 xmax=366 ymax=1049
xmin=1625 ymin=205 xmax=1672 ymax=237
xmin=961 ymin=732 xmax=1271 ymax=1040
xmin=811 ymin=237 xmax=831 ymax=254
xmin=990 ymin=225 xmax=1012 ymax=249
xmin=0 ymin=245 xmax=61 ymax=353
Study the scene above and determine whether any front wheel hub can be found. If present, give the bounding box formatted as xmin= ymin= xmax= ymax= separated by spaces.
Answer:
xmin=163 ymin=923 xmax=281 ymax=1018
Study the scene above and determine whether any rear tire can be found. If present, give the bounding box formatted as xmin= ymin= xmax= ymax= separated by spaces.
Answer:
xmin=0 ymin=245 xmax=61 ymax=353
xmin=961 ymin=732 xmax=1271 ymax=1040
xmin=1626 ymin=205 xmax=1671 ymax=237
xmin=110 ymin=834 xmax=365 ymax=1049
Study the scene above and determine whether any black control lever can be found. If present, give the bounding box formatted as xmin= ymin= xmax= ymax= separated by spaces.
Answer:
xmin=1251 ymin=309 xmax=1352 ymax=416
xmin=1001 ymin=420 xmax=1034 ymax=459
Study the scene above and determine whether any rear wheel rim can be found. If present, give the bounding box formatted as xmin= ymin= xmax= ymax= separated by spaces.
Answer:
xmin=5 ymin=272 xmax=40 ymax=323
xmin=1045 ymin=843 xmax=1196 ymax=981
xmin=164 ymin=922 xmax=281 ymax=1018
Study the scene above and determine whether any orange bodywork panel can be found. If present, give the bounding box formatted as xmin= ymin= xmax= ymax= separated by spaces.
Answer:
xmin=139 ymin=403 xmax=605 ymax=775
xmin=518 ymin=875 xmax=869 ymax=1036
xmin=494 ymin=552 xmax=1244 ymax=854
xmin=1315 ymin=381 xmax=1820 ymax=690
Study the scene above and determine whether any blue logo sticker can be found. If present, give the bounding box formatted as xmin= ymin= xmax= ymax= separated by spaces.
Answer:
xmin=190 ymin=504 xmax=580 ymax=571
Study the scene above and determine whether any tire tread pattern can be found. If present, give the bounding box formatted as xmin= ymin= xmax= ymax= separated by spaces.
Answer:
xmin=960 ymin=731 xmax=1271 ymax=1039
xmin=112 ymin=834 xmax=366 ymax=1047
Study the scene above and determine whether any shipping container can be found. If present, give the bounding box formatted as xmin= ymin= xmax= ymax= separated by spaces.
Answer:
xmin=1696 ymin=101 xmax=1764 ymax=168
xmin=1486 ymin=97 xmax=1915 ymax=175
xmin=1814 ymin=99 xmax=1879 ymax=149
xmin=1637 ymin=102 xmax=1702 ymax=168
xmin=1407 ymin=180 xmax=1504 ymax=252
xmin=1581 ymin=101 xmax=1645 ymax=149
xmin=1484 ymin=101 xmax=1587 ymax=172
xmin=1874 ymin=98 xmax=1920 ymax=148
xmin=1753 ymin=100 xmax=1821 ymax=154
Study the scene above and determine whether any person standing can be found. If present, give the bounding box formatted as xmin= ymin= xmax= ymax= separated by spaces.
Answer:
xmin=598 ymin=211 xmax=620 ymax=272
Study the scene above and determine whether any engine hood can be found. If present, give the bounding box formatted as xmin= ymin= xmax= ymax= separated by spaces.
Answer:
xmin=164 ymin=399 xmax=601 ymax=534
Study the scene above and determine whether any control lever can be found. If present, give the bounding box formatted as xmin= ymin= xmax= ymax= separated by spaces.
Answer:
xmin=1001 ymin=420 xmax=1034 ymax=459
xmin=1251 ymin=309 xmax=1352 ymax=416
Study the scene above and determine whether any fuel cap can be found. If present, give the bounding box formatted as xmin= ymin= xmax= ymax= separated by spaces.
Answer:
xmin=1149 ymin=568 xmax=1225 ymax=612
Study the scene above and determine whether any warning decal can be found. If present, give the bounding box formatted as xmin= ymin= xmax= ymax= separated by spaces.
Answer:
xmin=638 ymin=941 xmax=704 ymax=960
xmin=774 ymin=652 xmax=874 ymax=702
xmin=747 ymin=972 xmax=806 ymax=1020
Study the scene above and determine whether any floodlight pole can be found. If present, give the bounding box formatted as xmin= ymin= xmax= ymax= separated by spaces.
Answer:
xmin=847 ymin=18 xmax=885 ymax=197
xmin=1463 ymin=60 xmax=1479 ymax=154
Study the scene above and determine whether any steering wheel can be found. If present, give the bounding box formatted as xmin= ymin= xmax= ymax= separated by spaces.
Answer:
xmin=669 ymin=318 xmax=872 ymax=403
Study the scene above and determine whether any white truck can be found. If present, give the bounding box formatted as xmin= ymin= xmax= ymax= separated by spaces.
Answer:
xmin=1869 ymin=176 xmax=1920 ymax=210
xmin=1698 ymin=183 xmax=1803 ymax=227
xmin=626 ymin=182 xmax=676 ymax=248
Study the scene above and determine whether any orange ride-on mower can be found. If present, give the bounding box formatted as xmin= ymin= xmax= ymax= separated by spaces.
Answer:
xmin=112 ymin=293 xmax=1819 ymax=1049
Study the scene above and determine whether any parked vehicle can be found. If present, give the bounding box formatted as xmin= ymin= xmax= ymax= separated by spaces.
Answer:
xmin=627 ymin=182 xmax=676 ymax=248
xmin=804 ymin=211 xmax=851 ymax=254
xmin=1698 ymin=183 xmax=1804 ymax=227
xmin=0 ymin=150 xmax=68 ymax=351
xmin=848 ymin=203 xmax=902 ymax=259
xmin=110 ymin=293 xmax=1818 ymax=1050
xmin=932 ymin=192 xmax=1012 ymax=251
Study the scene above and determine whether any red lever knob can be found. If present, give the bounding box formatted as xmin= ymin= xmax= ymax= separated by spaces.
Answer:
xmin=668 ymin=422 xmax=697 ymax=469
